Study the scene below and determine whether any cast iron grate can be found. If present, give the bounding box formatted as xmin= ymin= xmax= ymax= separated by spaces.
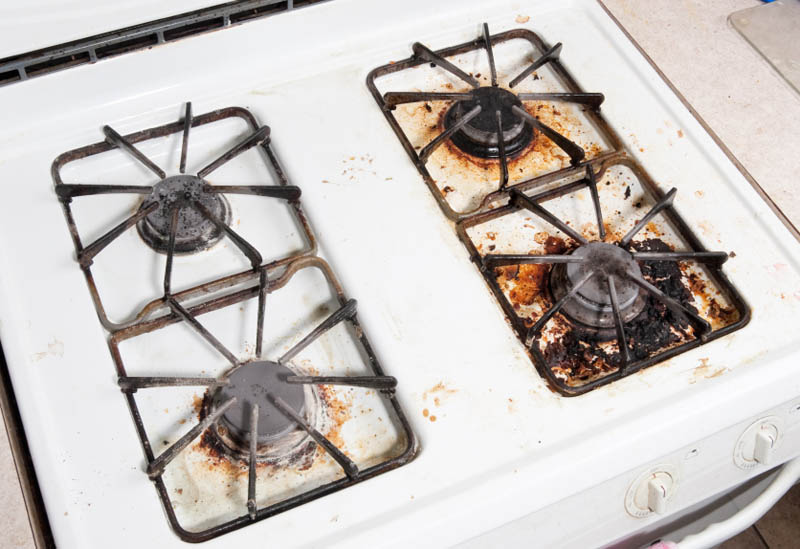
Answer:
xmin=53 ymin=103 xmax=317 ymax=331
xmin=367 ymin=23 xmax=623 ymax=221
xmin=455 ymin=159 xmax=750 ymax=396
xmin=110 ymin=256 xmax=416 ymax=542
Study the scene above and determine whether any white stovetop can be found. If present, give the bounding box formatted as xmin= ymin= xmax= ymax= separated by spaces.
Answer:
xmin=2 ymin=0 xmax=800 ymax=547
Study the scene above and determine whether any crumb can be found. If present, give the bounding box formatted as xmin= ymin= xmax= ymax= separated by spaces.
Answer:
xmin=624 ymin=186 xmax=631 ymax=199
xmin=516 ymin=15 xmax=530 ymax=23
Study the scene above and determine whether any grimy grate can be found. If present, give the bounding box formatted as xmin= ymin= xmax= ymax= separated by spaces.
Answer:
xmin=53 ymin=103 xmax=317 ymax=332
xmin=109 ymin=256 xmax=416 ymax=542
xmin=368 ymin=23 xmax=749 ymax=395
xmin=54 ymin=104 xmax=417 ymax=541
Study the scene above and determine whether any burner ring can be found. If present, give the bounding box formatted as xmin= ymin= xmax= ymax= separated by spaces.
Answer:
xmin=550 ymin=242 xmax=647 ymax=334
xmin=137 ymin=175 xmax=230 ymax=254
xmin=443 ymin=87 xmax=534 ymax=159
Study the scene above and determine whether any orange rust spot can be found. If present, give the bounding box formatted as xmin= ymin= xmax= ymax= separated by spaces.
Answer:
xmin=508 ymin=264 xmax=548 ymax=306
xmin=423 ymin=382 xmax=458 ymax=402
xmin=534 ymin=232 xmax=549 ymax=244
xmin=646 ymin=222 xmax=662 ymax=236
xmin=422 ymin=408 xmax=429 ymax=417
xmin=677 ymin=129 xmax=684 ymax=138
xmin=543 ymin=236 xmax=566 ymax=254
xmin=429 ymin=415 xmax=437 ymax=422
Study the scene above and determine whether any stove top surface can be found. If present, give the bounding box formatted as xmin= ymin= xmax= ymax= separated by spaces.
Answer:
xmin=1 ymin=1 xmax=800 ymax=547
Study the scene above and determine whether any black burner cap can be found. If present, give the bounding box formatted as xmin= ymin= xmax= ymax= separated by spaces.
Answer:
xmin=137 ymin=174 xmax=231 ymax=254
xmin=212 ymin=361 xmax=305 ymax=445
xmin=444 ymin=87 xmax=533 ymax=159
xmin=550 ymin=242 xmax=647 ymax=332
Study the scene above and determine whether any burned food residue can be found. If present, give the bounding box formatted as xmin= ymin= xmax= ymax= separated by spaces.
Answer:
xmin=193 ymin=383 xmax=351 ymax=476
xmin=494 ymin=237 xmax=739 ymax=388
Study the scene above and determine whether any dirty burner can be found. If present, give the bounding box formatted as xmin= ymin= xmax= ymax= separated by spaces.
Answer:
xmin=444 ymin=87 xmax=533 ymax=159
xmin=138 ymin=175 xmax=231 ymax=253
xmin=212 ymin=360 xmax=306 ymax=447
xmin=369 ymin=22 xmax=605 ymax=213
xmin=550 ymin=242 xmax=646 ymax=334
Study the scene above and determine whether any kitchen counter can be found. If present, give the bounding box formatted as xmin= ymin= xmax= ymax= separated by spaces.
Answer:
xmin=1 ymin=0 xmax=797 ymax=546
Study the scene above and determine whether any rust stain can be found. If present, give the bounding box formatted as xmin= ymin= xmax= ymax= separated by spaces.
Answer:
xmin=429 ymin=415 xmax=437 ymax=422
xmin=690 ymin=358 xmax=727 ymax=384
xmin=506 ymin=264 xmax=548 ymax=306
xmin=422 ymin=408 xmax=429 ymax=418
xmin=392 ymin=91 xmax=605 ymax=213
xmin=189 ymin=381 xmax=353 ymax=480
xmin=31 ymin=338 xmax=64 ymax=362
xmin=422 ymin=382 xmax=458 ymax=402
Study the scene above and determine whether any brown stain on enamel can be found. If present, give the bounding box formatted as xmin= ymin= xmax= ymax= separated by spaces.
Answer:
xmin=189 ymin=380 xmax=354 ymax=480
xmin=392 ymin=93 xmax=604 ymax=213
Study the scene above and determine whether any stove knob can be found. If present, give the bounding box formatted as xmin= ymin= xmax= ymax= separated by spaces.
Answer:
xmin=734 ymin=416 xmax=784 ymax=470
xmin=754 ymin=430 xmax=776 ymax=465
xmin=647 ymin=476 xmax=669 ymax=515
xmin=625 ymin=465 xmax=679 ymax=518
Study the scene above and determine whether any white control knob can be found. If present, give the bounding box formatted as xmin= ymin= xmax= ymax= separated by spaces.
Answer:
xmin=734 ymin=416 xmax=783 ymax=470
xmin=625 ymin=465 xmax=679 ymax=518
xmin=754 ymin=430 xmax=776 ymax=465
xmin=647 ymin=477 xmax=668 ymax=514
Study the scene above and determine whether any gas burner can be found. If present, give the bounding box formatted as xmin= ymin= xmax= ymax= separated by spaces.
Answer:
xmin=460 ymin=161 xmax=749 ymax=395
xmin=208 ymin=360 xmax=323 ymax=462
xmin=549 ymin=242 xmax=646 ymax=334
xmin=369 ymin=23 xmax=610 ymax=219
xmin=137 ymin=175 xmax=231 ymax=254
xmin=444 ymin=87 xmax=533 ymax=159
xmin=109 ymin=255 xmax=416 ymax=540
xmin=54 ymin=103 xmax=315 ymax=330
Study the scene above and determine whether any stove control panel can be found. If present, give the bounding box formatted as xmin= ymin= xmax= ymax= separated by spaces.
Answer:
xmin=734 ymin=416 xmax=784 ymax=469
xmin=624 ymin=464 xmax=679 ymax=518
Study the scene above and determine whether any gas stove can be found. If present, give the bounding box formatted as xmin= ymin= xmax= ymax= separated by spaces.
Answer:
xmin=1 ymin=1 xmax=800 ymax=548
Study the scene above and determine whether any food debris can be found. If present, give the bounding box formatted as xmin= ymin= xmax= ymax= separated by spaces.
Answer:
xmin=516 ymin=15 xmax=530 ymax=23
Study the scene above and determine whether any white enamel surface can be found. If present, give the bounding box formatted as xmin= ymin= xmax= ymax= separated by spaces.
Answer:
xmin=0 ymin=0 xmax=222 ymax=58
xmin=0 ymin=0 xmax=799 ymax=548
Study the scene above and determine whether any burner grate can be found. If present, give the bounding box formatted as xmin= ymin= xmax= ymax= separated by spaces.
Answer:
xmin=110 ymin=256 xmax=416 ymax=540
xmin=368 ymin=24 xmax=621 ymax=220
xmin=54 ymin=104 xmax=316 ymax=331
xmin=456 ymin=158 xmax=750 ymax=395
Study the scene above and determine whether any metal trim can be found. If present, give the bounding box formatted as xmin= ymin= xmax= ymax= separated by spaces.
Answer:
xmin=0 ymin=344 xmax=55 ymax=548
xmin=0 ymin=0 xmax=330 ymax=88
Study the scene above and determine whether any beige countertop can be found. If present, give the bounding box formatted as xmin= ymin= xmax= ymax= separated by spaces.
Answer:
xmin=2 ymin=0 xmax=798 ymax=546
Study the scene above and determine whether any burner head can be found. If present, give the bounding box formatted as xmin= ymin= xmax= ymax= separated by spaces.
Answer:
xmin=550 ymin=242 xmax=647 ymax=333
xmin=211 ymin=361 xmax=305 ymax=446
xmin=137 ymin=175 xmax=231 ymax=254
xmin=444 ymin=87 xmax=533 ymax=159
